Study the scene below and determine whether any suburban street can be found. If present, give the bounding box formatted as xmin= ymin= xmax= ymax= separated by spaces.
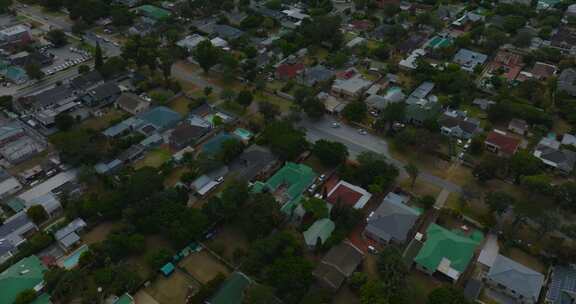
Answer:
xmin=297 ymin=116 xmax=463 ymax=194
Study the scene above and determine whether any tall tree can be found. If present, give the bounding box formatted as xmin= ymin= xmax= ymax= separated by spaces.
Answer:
xmin=94 ymin=42 xmax=103 ymax=70
xmin=312 ymin=139 xmax=349 ymax=167
xmin=427 ymin=286 xmax=470 ymax=304
xmin=25 ymin=63 xmax=44 ymax=80
xmin=236 ymin=90 xmax=253 ymax=108
xmin=193 ymin=40 xmax=220 ymax=73
xmin=27 ymin=205 xmax=48 ymax=225
xmin=404 ymin=163 xmax=419 ymax=189
xmin=46 ymin=29 xmax=67 ymax=47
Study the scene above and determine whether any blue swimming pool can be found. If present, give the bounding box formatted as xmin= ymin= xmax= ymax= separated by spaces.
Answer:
xmin=60 ymin=245 xmax=89 ymax=270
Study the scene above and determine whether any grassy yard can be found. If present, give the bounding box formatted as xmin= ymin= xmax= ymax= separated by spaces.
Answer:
xmin=164 ymin=167 xmax=188 ymax=188
xmin=255 ymin=92 xmax=292 ymax=113
xmin=406 ymin=272 xmax=444 ymax=304
xmin=80 ymin=108 xmax=126 ymax=131
xmin=169 ymin=96 xmax=192 ymax=116
xmin=83 ymin=221 xmax=124 ymax=245
xmin=145 ymin=270 xmax=198 ymax=304
xmin=180 ymin=250 xmax=230 ymax=284
xmin=205 ymin=225 xmax=250 ymax=265
xmin=399 ymin=178 xmax=442 ymax=199
xmin=134 ymin=147 xmax=172 ymax=169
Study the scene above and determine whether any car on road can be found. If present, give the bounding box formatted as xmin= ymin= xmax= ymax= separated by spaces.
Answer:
xmin=331 ymin=122 xmax=341 ymax=128
xmin=358 ymin=129 xmax=368 ymax=135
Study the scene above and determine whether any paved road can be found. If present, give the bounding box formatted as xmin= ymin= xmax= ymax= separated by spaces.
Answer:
xmin=14 ymin=5 xmax=72 ymax=31
xmin=297 ymin=116 xmax=462 ymax=194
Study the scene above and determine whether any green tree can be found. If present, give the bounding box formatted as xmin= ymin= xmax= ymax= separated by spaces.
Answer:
xmin=302 ymin=98 xmax=325 ymax=120
xmin=342 ymin=101 xmax=367 ymax=123
xmin=0 ymin=95 xmax=12 ymax=110
xmin=14 ymin=289 xmax=37 ymax=304
xmin=427 ymin=286 xmax=470 ymax=304
xmin=0 ymin=0 xmax=12 ymax=13
xmin=377 ymin=247 xmax=408 ymax=297
xmin=111 ymin=6 xmax=134 ymax=26
xmin=508 ymin=151 xmax=543 ymax=182
xmin=485 ymin=191 xmax=515 ymax=216
xmin=266 ymin=256 xmax=313 ymax=303
xmin=46 ymin=29 xmax=67 ymax=47
xmin=258 ymin=101 xmax=280 ymax=122
xmin=55 ymin=113 xmax=75 ymax=131
xmin=302 ymin=198 xmax=329 ymax=219
xmin=146 ymin=249 xmax=172 ymax=269
xmin=360 ymin=279 xmax=388 ymax=304
xmin=260 ymin=121 xmax=308 ymax=160
xmin=78 ymin=64 xmax=90 ymax=74
xmin=218 ymin=139 xmax=245 ymax=164
xmin=239 ymin=193 xmax=283 ymax=240
xmin=94 ymin=42 xmax=103 ymax=70
xmin=312 ymin=139 xmax=349 ymax=167
xmin=418 ymin=195 xmax=436 ymax=210
xmin=204 ymin=86 xmax=213 ymax=97
xmin=404 ymin=163 xmax=419 ymax=189
xmin=244 ymin=284 xmax=276 ymax=304
xmin=193 ymin=40 xmax=220 ymax=73
xmin=236 ymin=90 xmax=253 ymax=108
xmin=26 ymin=205 xmax=48 ymax=225
xmin=25 ymin=63 xmax=44 ymax=80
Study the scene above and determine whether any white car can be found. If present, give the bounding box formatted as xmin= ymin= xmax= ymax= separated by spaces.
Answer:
xmin=358 ymin=129 xmax=368 ymax=135
xmin=331 ymin=122 xmax=341 ymax=128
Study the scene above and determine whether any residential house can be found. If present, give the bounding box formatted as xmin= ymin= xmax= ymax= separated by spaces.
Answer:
xmin=176 ymin=34 xmax=207 ymax=52
xmin=70 ymin=70 xmax=103 ymax=92
xmin=561 ymin=133 xmax=576 ymax=147
xmin=169 ymin=121 xmax=210 ymax=150
xmin=54 ymin=218 xmax=87 ymax=251
xmin=558 ymin=68 xmax=576 ymax=96
xmin=137 ymin=106 xmax=183 ymax=135
xmin=207 ymin=272 xmax=251 ymax=304
xmin=439 ymin=111 xmax=480 ymax=139
xmin=413 ymin=224 xmax=483 ymax=282
xmin=399 ymin=49 xmax=426 ymax=70
xmin=303 ymin=218 xmax=335 ymax=248
xmin=116 ymin=93 xmax=150 ymax=115
xmin=486 ymin=255 xmax=544 ymax=304
xmin=395 ymin=34 xmax=427 ymax=54
xmin=299 ymin=65 xmax=334 ymax=87
xmin=331 ymin=74 xmax=372 ymax=100
xmin=365 ymin=87 xmax=406 ymax=110
xmin=312 ymin=242 xmax=365 ymax=291
xmin=533 ymin=137 xmax=576 ymax=174
xmin=484 ymin=130 xmax=521 ymax=157
xmin=19 ymin=85 xmax=78 ymax=126
xmin=484 ymin=49 xmax=525 ymax=82
xmin=275 ymin=62 xmax=305 ymax=80
xmin=118 ymin=144 xmax=146 ymax=164
xmin=201 ymin=132 xmax=238 ymax=156
xmin=0 ymin=168 xmax=22 ymax=200
xmin=452 ymin=48 xmax=488 ymax=72
xmin=26 ymin=193 xmax=63 ymax=219
xmin=546 ymin=265 xmax=576 ymax=304
xmin=472 ymin=98 xmax=495 ymax=110
xmin=79 ymin=82 xmax=121 ymax=108
xmin=190 ymin=166 xmax=228 ymax=197
xmin=551 ymin=27 xmax=576 ymax=54
xmin=518 ymin=62 xmax=557 ymax=81
xmin=0 ymin=255 xmax=47 ymax=304
xmin=135 ymin=4 xmax=172 ymax=21
xmin=508 ymin=118 xmax=529 ymax=135
xmin=228 ymin=145 xmax=278 ymax=181
xmin=364 ymin=192 xmax=420 ymax=244
xmin=405 ymin=102 xmax=441 ymax=126
xmin=0 ymin=24 xmax=32 ymax=49
xmin=252 ymin=162 xmax=316 ymax=216
xmin=0 ymin=212 xmax=37 ymax=263
xmin=211 ymin=24 xmax=245 ymax=41
xmin=326 ymin=180 xmax=372 ymax=210
xmin=406 ymin=82 xmax=435 ymax=104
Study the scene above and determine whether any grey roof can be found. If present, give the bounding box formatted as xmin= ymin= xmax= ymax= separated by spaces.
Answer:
xmin=212 ymin=24 xmax=244 ymax=40
xmin=58 ymin=232 xmax=80 ymax=249
xmin=29 ymin=86 xmax=74 ymax=109
xmin=558 ymin=69 xmax=576 ymax=96
xmin=301 ymin=65 xmax=334 ymax=86
xmin=229 ymin=145 xmax=277 ymax=181
xmin=117 ymin=93 xmax=148 ymax=112
xmin=464 ymin=279 xmax=483 ymax=301
xmin=487 ymin=254 xmax=544 ymax=302
xmin=70 ymin=71 xmax=103 ymax=90
xmin=547 ymin=265 xmax=576 ymax=304
xmin=535 ymin=145 xmax=576 ymax=172
xmin=406 ymin=82 xmax=434 ymax=104
xmin=439 ymin=114 xmax=480 ymax=135
xmin=27 ymin=192 xmax=62 ymax=215
xmin=453 ymin=48 xmax=488 ymax=72
xmin=88 ymin=82 xmax=121 ymax=100
xmin=365 ymin=192 xmax=420 ymax=243
xmin=54 ymin=218 xmax=86 ymax=241
xmin=0 ymin=212 xmax=35 ymax=256
xmin=0 ymin=121 xmax=24 ymax=143
xmin=313 ymin=242 xmax=364 ymax=290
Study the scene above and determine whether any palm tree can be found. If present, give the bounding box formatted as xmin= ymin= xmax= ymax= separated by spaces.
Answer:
xmin=405 ymin=163 xmax=419 ymax=189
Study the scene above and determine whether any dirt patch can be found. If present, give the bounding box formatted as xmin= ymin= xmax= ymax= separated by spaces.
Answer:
xmin=145 ymin=270 xmax=198 ymax=304
xmin=83 ymin=221 xmax=124 ymax=245
xmin=205 ymin=225 xmax=249 ymax=264
xmin=169 ymin=96 xmax=192 ymax=116
xmin=180 ymin=250 xmax=230 ymax=284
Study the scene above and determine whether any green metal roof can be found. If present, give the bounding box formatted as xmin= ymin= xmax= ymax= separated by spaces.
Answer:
xmin=209 ymin=272 xmax=251 ymax=304
xmin=414 ymin=224 xmax=481 ymax=274
xmin=160 ymin=262 xmax=175 ymax=276
xmin=114 ymin=294 xmax=134 ymax=304
xmin=0 ymin=255 xmax=47 ymax=304
xmin=202 ymin=132 xmax=236 ymax=156
xmin=6 ymin=197 xmax=26 ymax=213
xmin=136 ymin=5 xmax=171 ymax=20
xmin=303 ymin=218 xmax=335 ymax=246
xmin=253 ymin=162 xmax=316 ymax=215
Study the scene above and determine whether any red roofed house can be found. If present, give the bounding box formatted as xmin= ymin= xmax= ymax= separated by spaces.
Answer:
xmin=484 ymin=130 xmax=521 ymax=157
xmin=348 ymin=20 xmax=374 ymax=32
xmin=484 ymin=49 xmax=524 ymax=82
xmin=275 ymin=62 xmax=305 ymax=80
xmin=327 ymin=180 xmax=372 ymax=209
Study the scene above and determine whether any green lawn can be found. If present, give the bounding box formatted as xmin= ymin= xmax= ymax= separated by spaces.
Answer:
xmin=134 ymin=147 xmax=171 ymax=169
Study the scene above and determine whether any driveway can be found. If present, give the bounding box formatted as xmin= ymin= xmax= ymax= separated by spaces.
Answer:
xmin=297 ymin=116 xmax=462 ymax=194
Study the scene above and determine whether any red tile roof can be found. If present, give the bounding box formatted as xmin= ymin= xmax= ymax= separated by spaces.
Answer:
xmin=485 ymin=131 xmax=521 ymax=155
xmin=327 ymin=183 xmax=363 ymax=207
xmin=276 ymin=62 xmax=305 ymax=79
